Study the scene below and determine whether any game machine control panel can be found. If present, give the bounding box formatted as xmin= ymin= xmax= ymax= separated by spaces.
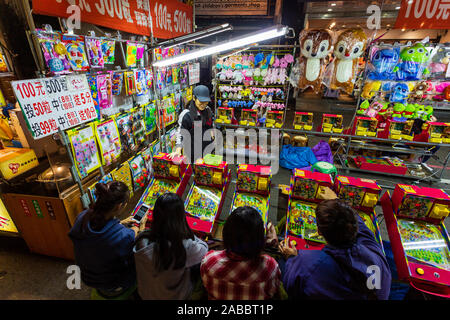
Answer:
xmin=285 ymin=169 xmax=333 ymax=251
xmin=334 ymin=176 xmax=384 ymax=250
xmin=184 ymin=155 xmax=230 ymax=235
xmin=131 ymin=152 xmax=192 ymax=223
xmin=215 ymin=107 xmax=235 ymax=125
xmin=265 ymin=111 xmax=284 ymax=128
xmin=381 ymin=184 xmax=450 ymax=297
xmin=230 ymin=165 xmax=271 ymax=229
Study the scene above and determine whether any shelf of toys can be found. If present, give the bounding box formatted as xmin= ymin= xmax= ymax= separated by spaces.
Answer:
xmin=381 ymin=184 xmax=450 ymax=297
xmin=213 ymin=45 xmax=296 ymax=129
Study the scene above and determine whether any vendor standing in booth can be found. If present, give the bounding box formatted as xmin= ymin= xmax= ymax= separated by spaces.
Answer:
xmin=169 ymin=85 xmax=215 ymax=163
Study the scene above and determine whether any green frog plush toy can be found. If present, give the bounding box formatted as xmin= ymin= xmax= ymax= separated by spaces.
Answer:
xmin=392 ymin=103 xmax=405 ymax=118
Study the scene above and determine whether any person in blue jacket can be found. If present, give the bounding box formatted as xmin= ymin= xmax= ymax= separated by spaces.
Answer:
xmin=279 ymin=187 xmax=392 ymax=300
xmin=68 ymin=181 xmax=147 ymax=297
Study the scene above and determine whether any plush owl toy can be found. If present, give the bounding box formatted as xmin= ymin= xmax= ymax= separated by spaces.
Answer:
xmin=329 ymin=28 xmax=367 ymax=95
xmin=297 ymin=29 xmax=333 ymax=94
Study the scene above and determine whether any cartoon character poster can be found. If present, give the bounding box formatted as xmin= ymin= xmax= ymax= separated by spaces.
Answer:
xmin=85 ymin=36 xmax=104 ymax=68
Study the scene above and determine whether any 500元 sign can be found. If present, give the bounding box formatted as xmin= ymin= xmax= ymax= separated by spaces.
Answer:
xmin=152 ymin=1 xmax=192 ymax=38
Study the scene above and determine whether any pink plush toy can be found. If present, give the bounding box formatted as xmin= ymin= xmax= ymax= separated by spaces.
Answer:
xmin=433 ymin=82 xmax=450 ymax=101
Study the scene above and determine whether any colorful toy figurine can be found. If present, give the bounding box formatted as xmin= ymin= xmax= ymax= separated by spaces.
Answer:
xmin=394 ymin=43 xmax=430 ymax=81
xmin=402 ymin=104 xmax=416 ymax=119
xmin=367 ymin=47 xmax=400 ymax=80
xmin=361 ymin=80 xmax=382 ymax=99
xmin=392 ymin=103 xmax=406 ymax=119
xmin=85 ymin=37 xmax=104 ymax=68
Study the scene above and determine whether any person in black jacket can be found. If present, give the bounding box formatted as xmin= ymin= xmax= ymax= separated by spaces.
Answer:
xmin=169 ymin=85 xmax=215 ymax=163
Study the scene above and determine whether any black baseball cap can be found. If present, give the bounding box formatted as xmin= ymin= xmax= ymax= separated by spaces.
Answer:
xmin=193 ymin=85 xmax=211 ymax=102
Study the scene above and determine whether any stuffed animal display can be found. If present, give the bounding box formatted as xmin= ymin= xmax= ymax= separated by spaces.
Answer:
xmin=393 ymin=43 xmax=430 ymax=81
xmin=329 ymin=28 xmax=367 ymax=95
xmin=367 ymin=47 xmax=399 ymax=80
xmin=297 ymin=29 xmax=333 ymax=94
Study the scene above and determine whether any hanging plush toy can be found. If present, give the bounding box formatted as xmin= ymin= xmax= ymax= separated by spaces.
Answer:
xmin=367 ymin=47 xmax=399 ymax=80
xmin=329 ymin=28 xmax=367 ymax=95
xmin=394 ymin=42 xmax=430 ymax=81
xmin=297 ymin=29 xmax=333 ymax=95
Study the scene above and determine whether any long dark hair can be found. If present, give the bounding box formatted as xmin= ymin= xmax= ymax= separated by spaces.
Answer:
xmin=83 ymin=181 xmax=130 ymax=231
xmin=223 ymin=206 xmax=265 ymax=260
xmin=136 ymin=193 xmax=194 ymax=271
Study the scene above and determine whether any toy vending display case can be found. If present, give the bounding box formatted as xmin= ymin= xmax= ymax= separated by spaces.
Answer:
xmin=285 ymin=169 xmax=333 ymax=250
xmin=334 ymin=176 xmax=384 ymax=247
xmin=293 ymin=112 xmax=313 ymax=130
xmin=388 ymin=119 xmax=413 ymax=141
xmin=265 ymin=111 xmax=284 ymax=128
xmin=239 ymin=109 xmax=258 ymax=126
xmin=184 ymin=155 xmax=230 ymax=234
xmin=353 ymin=116 xmax=378 ymax=137
xmin=231 ymin=165 xmax=271 ymax=228
xmin=131 ymin=153 xmax=192 ymax=221
xmin=215 ymin=107 xmax=234 ymax=124
xmin=321 ymin=114 xmax=343 ymax=133
xmin=427 ymin=122 xmax=450 ymax=144
xmin=381 ymin=184 xmax=450 ymax=297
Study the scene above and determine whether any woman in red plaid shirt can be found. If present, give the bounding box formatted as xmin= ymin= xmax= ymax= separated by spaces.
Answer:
xmin=200 ymin=206 xmax=281 ymax=300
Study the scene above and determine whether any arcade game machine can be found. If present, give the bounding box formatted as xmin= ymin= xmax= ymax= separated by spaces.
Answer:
xmin=230 ymin=165 xmax=271 ymax=228
xmin=427 ymin=122 xmax=450 ymax=143
xmin=381 ymin=184 xmax=450 ymax=297
xmin=131 ymin=152 xmax=192 ymax=220
xmin=334 ymin=175 xmax=384 ymax=248
xmin=352 ymin=116 xmax=378 ymax=137
xmin=320 ymin=114 xmax=343 ymax=133
xmin=388 ymin=119 xmax=414 ymax=141
xmin=215 ymin=107 xmax=235 ymax=125
xmin=285 ymin=169 xmax=333 ymax=250
xmin=265 ymin=111 xmax=284 ymax=128
xmin=293 ymin=112 xmax=313 ymax=130
xmin=239 ymin=109 xmax=258 ymax=126
xmin=184 ymin=155 xmax=230 ymax=235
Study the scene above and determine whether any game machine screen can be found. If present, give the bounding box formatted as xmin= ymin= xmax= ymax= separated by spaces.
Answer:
xmin=285 ymin=169 xmax=333 ymax=250
xmin=353 ymin=156 xmax=408 ymax=175
xmin=381 ymin=184 xmax=450 ymax=297
xmin=353 ymin=116 xmax=378 ymax=137
xmin=293 ymin=112 xmax=313 ymax=131
xmin=215 ymin=107 xmax=234 ymax=124
xmin=334 ymin=176 xmax=384 ymax=249
xmin=239 ymin=109 xmax=258 ymax=126
xmin=230 ymin=165 xmax=271 ymax=228
xmin=265 ymin=111 xmax=284 ymax=128
xmin=389 ymin=119 xmax=413 ymax=141
xmin=184 ymin=154 xmax=230 ymax=235
xmin=131 ymin=153 xmax=192 ymax=222
xmin=321 ymin=114 xmax=343 ymax=133
xmin=428 ymin=122 xmax=450 ymax=144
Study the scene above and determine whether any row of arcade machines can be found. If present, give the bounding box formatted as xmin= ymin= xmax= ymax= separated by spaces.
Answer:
xmin=285 ymin=169 xmax=450 ymax=298
xmin=131 ymin=153 xmax=271 ymax=235
xmin=129 ymin=153 xmax=450 ymax=297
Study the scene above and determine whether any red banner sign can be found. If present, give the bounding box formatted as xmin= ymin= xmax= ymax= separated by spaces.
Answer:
xmin=394 ymin=0 xmax=450 ymax=30
xmin=32 ymin=0 xmax=193 ymax=39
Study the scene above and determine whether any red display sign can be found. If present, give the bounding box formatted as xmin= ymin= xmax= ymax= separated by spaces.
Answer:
xmin=394 ymin=0 xmax=450 ymax=30
xmin=32 ymin=0 xmax=192 ymax=39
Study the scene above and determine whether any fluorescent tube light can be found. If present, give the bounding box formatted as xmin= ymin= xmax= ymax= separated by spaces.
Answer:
xmin=153 ymin=25 xmax=288 ymax=68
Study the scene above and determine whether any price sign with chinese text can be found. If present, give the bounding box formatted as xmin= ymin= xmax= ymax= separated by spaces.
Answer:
xmin=12 ymin=75 xmax=97 ymax=139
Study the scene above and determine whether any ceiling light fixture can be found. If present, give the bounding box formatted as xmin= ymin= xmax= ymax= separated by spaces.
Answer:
xmin=153 ymin=26 xmax=288 ymax=68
